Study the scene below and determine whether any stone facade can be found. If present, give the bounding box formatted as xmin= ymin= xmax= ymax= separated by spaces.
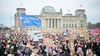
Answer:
xmin=14 ymin=6 xmax=87 ymax=32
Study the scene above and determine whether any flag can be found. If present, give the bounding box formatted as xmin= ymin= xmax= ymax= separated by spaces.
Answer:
xmin=69 ymin=29 xmax=71 ymax=33
xmin=71 ymin=16 xmax=73 ymax=21
xmin=80 ymin=4 xmax=82 ymax=7
xmin=80 ymin=28 xmax=82 ymax=31
xmin=20 ymin=14 xmax=41 ymax=27
xmin=91 ymin=29 xmax=94 ymax=36
xmin=95 ymin=28 xmax=99 ymax=33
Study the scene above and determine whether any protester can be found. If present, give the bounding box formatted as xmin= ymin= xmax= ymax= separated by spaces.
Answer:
xmin=76 ymin=47 xmax=84 ymax=56
xmin=0 ymin=29 xmax=100 ymax=56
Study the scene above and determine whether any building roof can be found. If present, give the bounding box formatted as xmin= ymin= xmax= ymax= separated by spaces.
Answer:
xmin=42 ymin=6 xmax=56 ymax=13
xmin=17 ymin=8 xmax=25 ymax=10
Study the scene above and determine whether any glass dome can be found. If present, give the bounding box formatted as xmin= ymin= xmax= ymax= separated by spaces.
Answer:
xmin=42 ymin=6 xmax=56 ymax=13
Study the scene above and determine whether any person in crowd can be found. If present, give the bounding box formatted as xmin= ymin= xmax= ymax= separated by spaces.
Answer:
xmin=76 ymin=47 xmax=84 ymax=56
xmin=82 ymin=44 xmax=87 ymax=56
xmin=0 ymin=29 xmax=100 ymax=56
xmin=64 ymin=45 xmax=70 ymax=56
xmin=96 ymin=43 xmax=100 ymax=56
xmin=86 ymin=48 xmax=93 ymax=56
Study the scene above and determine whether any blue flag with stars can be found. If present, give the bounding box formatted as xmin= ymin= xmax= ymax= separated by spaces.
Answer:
xmin=20 ymin=14 xmax=41 ymax=27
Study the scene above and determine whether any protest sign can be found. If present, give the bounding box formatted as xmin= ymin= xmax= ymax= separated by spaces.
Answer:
xmin=28 ymin=30 xmax=43 ymax=41
xmin=91 ymin=29 xmax=94 ymax=36
xmin=33 ymin=30 xmax=43 ymax=41
xmin=95 ymin=28 xmax=99 ymax=33
xmin=43 ymin=38 xmax=53 ymax=47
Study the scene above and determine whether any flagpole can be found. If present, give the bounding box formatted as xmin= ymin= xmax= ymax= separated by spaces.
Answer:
xmin=19 ymin=0 xmax=23 ymax=8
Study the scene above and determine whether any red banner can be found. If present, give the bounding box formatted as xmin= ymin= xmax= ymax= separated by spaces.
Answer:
xmin=95 ymin=28 xmax=99 ymax=33
xmin=91 ymin=29 xmax=94 ymax=36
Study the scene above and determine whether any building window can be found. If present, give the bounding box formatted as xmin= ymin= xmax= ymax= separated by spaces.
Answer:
xmin=75 ymin=19 xmax=77 ymax=22
xmin=81 ymin=24 xmax=83 ymax=28
xmin=66 ymin=24 xmax=68 ymax=28
xmin=63 ymin=24 xmax=65 ymax=28
xmin=69 ymin=19 xmax=71 ymax=23
xmin=75 ymin=24 xmax=77 ymax=28
xmin=63 ymin=20 xmax=65 ymax=23
xmin=80 ymin=20 xmax=83 ymax=22
xmin=66 ymin=19 xmax=68 ymax=23
xmin=72 ymin=19 xmax=74 ymax=22
xmin=69 ymin=24 xmax=71 ymax=28
xmin=72 ymin=24 xmax=74 ymax=28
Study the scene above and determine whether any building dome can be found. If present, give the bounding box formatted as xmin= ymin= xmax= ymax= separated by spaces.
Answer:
xmin=42 ymin=6 xmax=56 ymax=13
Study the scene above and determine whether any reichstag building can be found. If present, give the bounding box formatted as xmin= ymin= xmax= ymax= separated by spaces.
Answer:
xmin=15 ymin=6 xmax=87 ymax=32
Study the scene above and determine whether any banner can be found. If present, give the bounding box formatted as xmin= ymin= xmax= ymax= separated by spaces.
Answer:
xmin=28 ymin=30 xmax=34 ymax=40
xmin=20 ymin=14 xmax=41 ymax=27
xmin=95 ymin=28 xmax=99 ymax=33
xmin=43 ymin=38 xmax=53 ymax=47
xmin=28 ymin=30 xmax=43 ymax=41
xmin=33 ymin=30 xmax=43 ymax=41
xmin=91 ymin=29 xmax=94 ymax=36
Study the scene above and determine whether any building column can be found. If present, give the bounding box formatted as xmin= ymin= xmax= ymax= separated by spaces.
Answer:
xmin=54 ymin=19 xmax=55 ymax=28
xmin=58 ymin=19 xmax=60 ymax=29
xmin=60 ymin=19 xmax=63 ymax=31
xmin=59 ymin=19 xmax=61 ymax=29
xmin=51 ymin=19 xmax=52 ymax=29
xmin=48 ymin=19 xmax=49 ymax=29
xmin=56 ymin=19 xmax=57 ymax=28
xmin=65 ymin=19 xmax=66 ymax=29
xmin=52 ymin=19 xmax=54 ymax=28
xmin=57 ymin=19 xmax=59 ymax=29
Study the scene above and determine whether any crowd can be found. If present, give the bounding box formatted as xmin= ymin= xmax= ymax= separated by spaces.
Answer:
xmin=74 ymin=34 xmax=100 ymax=56
xmin=0 ymin=30 xmax=100 ymax=56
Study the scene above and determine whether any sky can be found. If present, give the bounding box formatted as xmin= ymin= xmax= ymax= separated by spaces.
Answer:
xmin=0 ymin=0 xmax=100 ymax=27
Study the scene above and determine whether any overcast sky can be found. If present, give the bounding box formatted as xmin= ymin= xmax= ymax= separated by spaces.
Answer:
xmin=0 ymin=0 xmax=100 ymax=27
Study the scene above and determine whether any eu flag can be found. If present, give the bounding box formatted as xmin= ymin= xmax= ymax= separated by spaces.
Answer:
xmin=20 ymin=14 xmax=41 ymax=27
